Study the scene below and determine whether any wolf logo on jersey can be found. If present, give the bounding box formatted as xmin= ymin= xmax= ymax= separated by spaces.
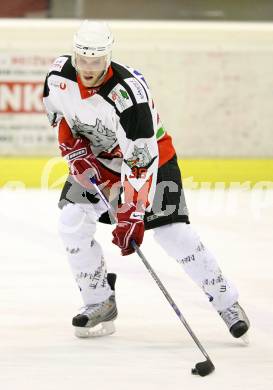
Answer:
xmin=124 ymin=144 xmax=157 ymax=179
xmin=125 ymin=144 xmax=153 ymax=168
xmin=71 ymin=116 xmax=117 ymax=150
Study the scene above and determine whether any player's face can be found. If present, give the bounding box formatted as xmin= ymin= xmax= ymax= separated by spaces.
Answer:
xmin=75 ymin=54 xmax=107 ymax=87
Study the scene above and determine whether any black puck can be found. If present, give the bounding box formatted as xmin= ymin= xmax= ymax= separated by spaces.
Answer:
xmin=191 ymin=360 xmax=215 ymax=377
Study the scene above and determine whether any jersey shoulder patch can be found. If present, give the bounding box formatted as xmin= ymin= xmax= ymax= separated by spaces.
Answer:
xmin=49 ymin=56 xmax=69 ymax=73
xmin=124 ymin=77 xmax=148 ymax=104
xmin=108 ymin=62 xmax=149 ymax=113
xmin=108 ymin=83 xmax=133 ymax=113
xmin=47 ymin=55 xmax=77 ymax=82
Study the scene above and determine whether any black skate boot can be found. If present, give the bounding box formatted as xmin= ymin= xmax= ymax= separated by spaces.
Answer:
xmin=72 ymin=273 xmax=118 ymax=338
xmin=219 ymin=302 xmax=250 ymax=339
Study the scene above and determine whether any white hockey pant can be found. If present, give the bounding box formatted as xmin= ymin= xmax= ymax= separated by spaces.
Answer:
xmin=153 ymin=223 xmax=239 ymax=312
xmin=59 ymin=203 xmax=112 ymax=305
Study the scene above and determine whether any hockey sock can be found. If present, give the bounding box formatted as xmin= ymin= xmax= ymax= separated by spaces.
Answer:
xmin=59 ymin=203 xmax=112 ymax=305
xmin=153 ymin=223 xmax=239 ymax=311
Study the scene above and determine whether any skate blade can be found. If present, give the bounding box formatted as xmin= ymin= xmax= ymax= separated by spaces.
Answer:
xmin=240 ymin=332 xmax=250 ymax=345
xmin=74 ymin=321 xmax=116 ymax=338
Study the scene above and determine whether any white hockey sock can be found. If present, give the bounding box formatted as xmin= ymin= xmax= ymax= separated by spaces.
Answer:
xmin=153 ymin=223 xmax=239 ymax=311
xmin=59 ymin=203 xmax=112 ymax=305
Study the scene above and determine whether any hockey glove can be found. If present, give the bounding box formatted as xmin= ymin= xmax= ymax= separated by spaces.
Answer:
xmin=60 ymin=136 xmax=102 ymax=189
xmin=112 ymin=203 xmax=145 ymax=256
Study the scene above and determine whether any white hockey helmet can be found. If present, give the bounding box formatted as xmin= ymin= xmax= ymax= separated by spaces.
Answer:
xmin=72 ymin=20 xmax=114 ymax=71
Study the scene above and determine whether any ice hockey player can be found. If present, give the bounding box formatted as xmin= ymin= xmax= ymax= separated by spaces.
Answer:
xmin=43 ymin=20 xmax=250 ymax=339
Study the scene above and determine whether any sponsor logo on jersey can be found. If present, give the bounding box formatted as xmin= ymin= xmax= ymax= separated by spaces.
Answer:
xmin=108 ymin=84 xmax=133 ymax=113
xmin=120 ymin=89 xmax=129 ymax=99
xmin=49 ymin=80 xmax=67 ymax=90
xmin=49 ymin=56 xmax=68 ymax=72
xmin=125 ymin=77 xmax=148 ymax=104
xmin=125 ymin=66 xmax=149 ymax=88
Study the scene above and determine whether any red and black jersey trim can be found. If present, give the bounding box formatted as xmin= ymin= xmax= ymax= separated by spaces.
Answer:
xmin=43 ymin=55 xmax=77 ymax=98
xmin=119 ymin=103 xmax=154 ymax=141
xmin=48 ymin=55 xmax=77 ymax=82
xmin=97 ymin=62 xmax=155 ymax=141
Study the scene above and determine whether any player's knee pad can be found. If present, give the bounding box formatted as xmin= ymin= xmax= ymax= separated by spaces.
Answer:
xmin=59 ymin=203 xmax=97 ymax=243
xmin=153 ymin=223 xmax=201 ymax=260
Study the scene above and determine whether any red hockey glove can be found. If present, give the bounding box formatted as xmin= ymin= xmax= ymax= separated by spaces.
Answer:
xmin=60 ymin=137 xmax=102 ymax=189
xmin=58 ymin=118 xmax=120 ymax=191
xmin=112 ymin=203 xmax=145 ymax=256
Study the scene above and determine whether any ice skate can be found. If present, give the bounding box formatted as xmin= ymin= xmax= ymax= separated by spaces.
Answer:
xmin=219 ymin=302 xmax=250 ymax=341
xmin=73 ymin=273 xmax=118 ymax=338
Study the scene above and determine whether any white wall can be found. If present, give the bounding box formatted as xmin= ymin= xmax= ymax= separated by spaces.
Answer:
xmin=0 ymin=19 xmax=273 ymax=157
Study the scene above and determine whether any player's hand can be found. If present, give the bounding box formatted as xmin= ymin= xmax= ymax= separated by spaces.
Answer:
xmin=60 ymin=137 xmax=101 ymax=189
xmin=112 ymin=203 xmax=145 ymax=256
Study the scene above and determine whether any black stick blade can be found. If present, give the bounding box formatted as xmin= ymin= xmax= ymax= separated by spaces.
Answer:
xmin=191 ymin=360 xmax=215 ymax=377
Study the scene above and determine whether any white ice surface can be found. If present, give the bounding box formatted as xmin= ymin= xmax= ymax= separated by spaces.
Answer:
xmin=0 ymin=188 xmax=273 ymax=390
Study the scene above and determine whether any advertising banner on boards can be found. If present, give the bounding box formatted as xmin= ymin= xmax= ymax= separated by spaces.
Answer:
xmin=0 ymin=53 xmax=57 ymax=156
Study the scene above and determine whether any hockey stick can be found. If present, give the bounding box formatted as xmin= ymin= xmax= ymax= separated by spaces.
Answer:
xmin=91 ymin=177 xmax=215 ymax=377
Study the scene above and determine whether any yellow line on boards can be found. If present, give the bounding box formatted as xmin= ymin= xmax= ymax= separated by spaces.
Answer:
xmin=0 ymin=157 xmax=68 ymax=189
xmin=178 ymin=159 xmax=273 ymax=187
xmin=0 ymin=157 xmax=273 ymax=189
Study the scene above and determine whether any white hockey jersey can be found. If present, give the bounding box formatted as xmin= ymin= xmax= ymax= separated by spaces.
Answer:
xmin=43 ymin=56 xmax=175 ymax=210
